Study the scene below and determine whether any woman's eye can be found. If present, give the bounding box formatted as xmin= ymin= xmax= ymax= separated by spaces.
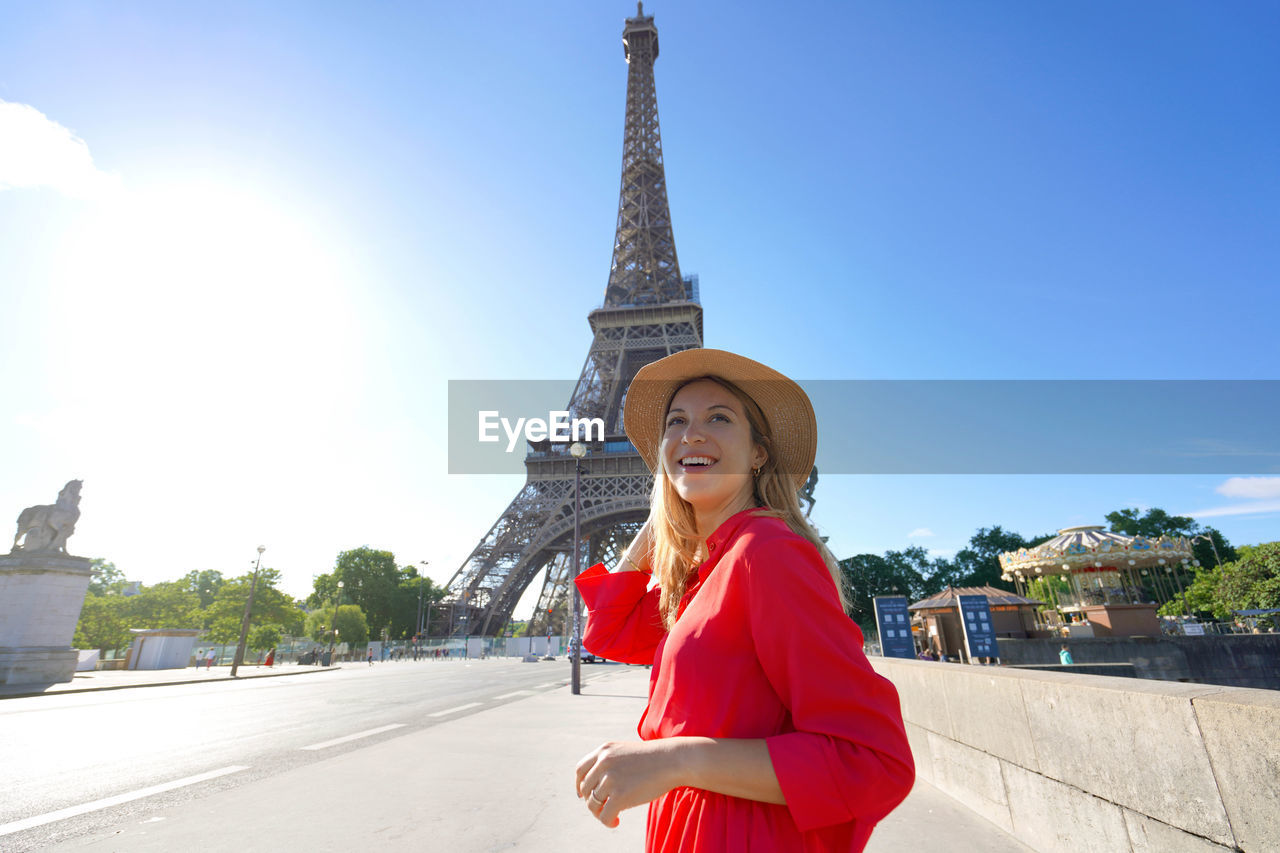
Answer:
xmin=665 ymin=416 xmax=685 ymax=428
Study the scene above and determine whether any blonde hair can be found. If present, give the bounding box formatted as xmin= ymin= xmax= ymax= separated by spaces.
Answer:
xmin=646 ymin=376 xmax=847 ymax=629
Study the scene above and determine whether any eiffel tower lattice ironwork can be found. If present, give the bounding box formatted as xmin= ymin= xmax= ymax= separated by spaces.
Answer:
xmin=440 ymin=4 xmax=702 ymax=639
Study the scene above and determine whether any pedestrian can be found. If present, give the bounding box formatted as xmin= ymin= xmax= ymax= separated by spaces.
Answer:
xmin=264 ymin=648 xmax=275 ymax=667
xmin=205 ymin=647 xmax=216 ymax=670
xmin=573 ymin=349 xmax=914 ymax=851
xmin=1059 ymin=645 xmax=1074 ymax=665
xmin=195 ymin=648 xmax=204 ymax=668
xmin=368 ymin=648 xmax=374 ymax=666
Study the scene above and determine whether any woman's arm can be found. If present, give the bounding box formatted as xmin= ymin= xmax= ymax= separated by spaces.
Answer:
xmin=615 ymin=518 xmax=653 ymax=572
xmin=575 ymin=736 xmax=783 ymax=828
xmin=747 ymin=537 xmax=915 ymax=831
xmin=574 ymin=519 xmax=664 ymax=664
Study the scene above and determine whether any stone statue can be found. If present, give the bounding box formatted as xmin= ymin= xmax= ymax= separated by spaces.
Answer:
xmin=11 ymin=480 xmax=82 ymax=555
xmin=799 ymin=467 xmax=819 ymax=518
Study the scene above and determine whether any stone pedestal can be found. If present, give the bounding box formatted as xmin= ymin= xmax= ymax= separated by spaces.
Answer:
xmin=0 ymin=553 xmax=93 ymax=685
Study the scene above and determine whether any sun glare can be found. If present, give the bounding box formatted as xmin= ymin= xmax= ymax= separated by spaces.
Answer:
xmin=49 ymin=179 xmax=362 ymax=413
xmin=37 ymin=179 xmax=371 ymax=543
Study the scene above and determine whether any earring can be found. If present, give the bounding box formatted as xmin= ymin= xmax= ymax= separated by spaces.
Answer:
xmin=752 ymin=466 xmax=761 ymax=478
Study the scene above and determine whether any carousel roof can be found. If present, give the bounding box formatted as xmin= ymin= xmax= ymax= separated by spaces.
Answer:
xmin=908 ymin=585 xmax=1043 ymax=611
xmin=998 ymin=525 xmax=1194 ymax=578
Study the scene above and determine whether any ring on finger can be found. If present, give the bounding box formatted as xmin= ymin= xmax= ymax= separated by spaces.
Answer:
xmin=588 ymin=789 xmax=606 ymax=807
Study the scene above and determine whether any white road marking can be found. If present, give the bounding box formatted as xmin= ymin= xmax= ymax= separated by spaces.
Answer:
xmin=299 ymin=723 xmax=406 ymax=751
xmin=533 ymin=682 xmax=561 ymax=689
xmin=0 ymin=765 xmax=249 ymax=837
xmin=428 ymin=702 xmax=482 ymax=718
xmin=493 ymin=690 xmax=533 ymax=700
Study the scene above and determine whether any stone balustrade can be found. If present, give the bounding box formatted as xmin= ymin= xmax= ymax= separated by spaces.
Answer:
xmin=870 ymin=656 xmax=1278 ymax=853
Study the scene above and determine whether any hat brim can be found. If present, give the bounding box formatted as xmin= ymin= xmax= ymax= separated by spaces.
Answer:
xmin=623 ymin=349 xmax=816 ymax=491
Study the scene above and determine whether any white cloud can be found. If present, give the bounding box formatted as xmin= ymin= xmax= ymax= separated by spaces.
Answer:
xmin=0 ymin=99 xmax=121 ymax=199
xmin=1184 ymin=500 xmax=1280 ymax=519
xmin=1182 ymin=478 xmax=1280 ymax=520
xmin=1216 ymin=476 xmax=1280 ymax=500
xmin=907 ymin=527 xmax=935 ymax=538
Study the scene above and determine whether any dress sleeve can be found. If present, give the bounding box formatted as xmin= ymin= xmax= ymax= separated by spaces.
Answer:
xmin=575 ymin=563 xmax=666 ymax=665
xmin=744 ymin=537 xmax=915 ymax=833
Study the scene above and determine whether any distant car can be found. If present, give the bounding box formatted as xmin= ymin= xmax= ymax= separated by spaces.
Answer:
xmin=568 ymin=640 xmax=597 ymax=663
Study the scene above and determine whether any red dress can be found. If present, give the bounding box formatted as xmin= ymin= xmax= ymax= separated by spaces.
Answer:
xmin=576 ymin=509 xmax=914 ymax=852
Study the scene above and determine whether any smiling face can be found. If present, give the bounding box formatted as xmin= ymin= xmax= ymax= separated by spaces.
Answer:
xmin=660 ymin=379 xmax=768 ymax=535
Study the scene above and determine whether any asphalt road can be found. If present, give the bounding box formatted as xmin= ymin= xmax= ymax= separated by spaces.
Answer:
xmin=0 ymin=658 xmax=620 ymax=851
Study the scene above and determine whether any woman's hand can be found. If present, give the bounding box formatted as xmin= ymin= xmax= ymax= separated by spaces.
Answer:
xmin=575 ymin=739 xmax=685 ymax=827
xmin=617 ymin=518 xmax=655 ymax=572
xmin=575 ymin=737 xmax=785 ymax=827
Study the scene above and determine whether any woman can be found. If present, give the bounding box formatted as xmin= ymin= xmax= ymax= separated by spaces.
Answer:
xmin=574 ymin=349 xmax=914 ymax=851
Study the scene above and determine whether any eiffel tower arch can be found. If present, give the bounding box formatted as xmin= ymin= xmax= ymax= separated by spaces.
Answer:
xmin=440 ymin=4 xmax=702 ymax=638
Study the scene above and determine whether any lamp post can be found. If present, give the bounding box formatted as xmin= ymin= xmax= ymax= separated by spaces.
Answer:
xmin=1190 ymin=534 xmax=1223 ymax=569
xmin=231 ymin=545 xmax=265 ymax=678
xmin=569 ymin=441 xmax=587 ymax=695
xmin=330 ymin=580 xmax=344 ymax=662
xmin=416 ymin=561 xmax=430 ymax=638
xmin=423 ymin=595 xmax=434 ymax=645
xmin=460 ymin=590 xmax=469 ymax=657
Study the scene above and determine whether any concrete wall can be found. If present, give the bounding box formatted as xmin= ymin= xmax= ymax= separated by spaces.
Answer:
xmin=999 ymin=635 xmax=1280 ymax=690
xmin=871 ymin=657 xmax=1280 ymax=853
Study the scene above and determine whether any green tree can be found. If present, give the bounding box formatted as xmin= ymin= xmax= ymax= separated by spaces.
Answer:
xmin=389 ymin=570 xmax=446 ymax=640
xmin=305 ymin=609 xmax=327 ymax=642
xmin=204 ymin=568 xmax=306 ymax=644
xmin=86 ymin=558 xmax=127 ymax=596
xmin=1106 ymin=507 xmax=1198 ymax=538
xmin=1217 ymin=542 xmax=1280 ymax=615
xmin=307 ymin=604 xmax=369 ymax=646
xmin=1159 ymin=567 xmax=1218 ymax=619
xmin=181 ymin=569 xmax=225 ymax=610
xmin=933 ymin=526 xmax=1050 ymax=591
xmin=305 ymin=601 xmax=371 ymax=640
xmin=126 ymin=581 xmax=200 ymax=630
xmin=1156 ymin=541 xmax=1279 ymax=620
xmin=74 ymin=595 xmax=132 ymax=654
xmin=335 ymin=604 xmax=370 ymax=646
xmin=248 ymin=624 xmax=282 ymax=652
xmin=310 ymin=547 xmax=402 ymax=639
xmin=840 ymin=547 xmax=937 ymax=627
xmin=1105 ymin=507 xmax=1237 ymax=571
xmin=1025 ymin=574 xmax=1073 ymax=615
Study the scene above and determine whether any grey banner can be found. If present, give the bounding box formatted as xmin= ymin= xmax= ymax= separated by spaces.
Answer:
xmin=448 ymin=380 xmax=1280 ymax=475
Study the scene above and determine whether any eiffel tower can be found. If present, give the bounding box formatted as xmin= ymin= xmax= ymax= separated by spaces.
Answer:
xmin=440 ymin=3 xmax=701 ymax=638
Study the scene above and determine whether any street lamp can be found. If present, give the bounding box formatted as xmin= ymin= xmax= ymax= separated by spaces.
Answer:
xmin=417 ymin=560 xmax=430 ymax=641
xmin=231 ymin=545 xmax=266 ymax=678
xmin=569 ymin=440 xmax=587 ymax=695
xmin=460 ymin=590 xmax=470 ymax=656
xmin=330 ymin=580 xmax=344 ymax=662
xmin=1190 ymin=534 xmax=1223 ymax=569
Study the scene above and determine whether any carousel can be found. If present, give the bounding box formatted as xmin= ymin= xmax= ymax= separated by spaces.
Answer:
xmin=998 ymin=526 xmax=1195 ymax=637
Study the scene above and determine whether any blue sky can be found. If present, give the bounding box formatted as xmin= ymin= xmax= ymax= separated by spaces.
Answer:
xmin=1 ymin=2 xmax=1277 ymax=606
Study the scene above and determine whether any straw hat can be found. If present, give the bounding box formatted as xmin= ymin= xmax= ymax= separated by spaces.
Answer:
xmin=623 ymin=349 xmax=816 ymax=489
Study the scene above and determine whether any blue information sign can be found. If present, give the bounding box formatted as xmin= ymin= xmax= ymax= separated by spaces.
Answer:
xmin=873 ymin=596 xmax=916 ymax=659
xmin=958 ymin=594 xmax=999 ymax=661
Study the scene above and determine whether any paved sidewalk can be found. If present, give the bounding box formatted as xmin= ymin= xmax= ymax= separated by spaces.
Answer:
xmin=40 ymin=664 xmax=1031 ymax=852
xmin=0 ymin=663 xmax=337 ymax=699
